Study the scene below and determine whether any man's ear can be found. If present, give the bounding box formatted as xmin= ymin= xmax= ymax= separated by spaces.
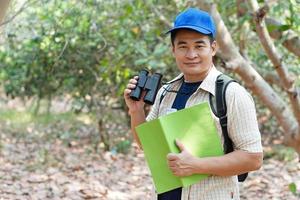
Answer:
xmin=211 ymin=40 xmax=218 ymax=56
xmin=171 ymin=44 xmax=175 ymax=55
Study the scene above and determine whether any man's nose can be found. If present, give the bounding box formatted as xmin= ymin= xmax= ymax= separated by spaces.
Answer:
xmin=185 ymin=48 xmax=198 ymax=59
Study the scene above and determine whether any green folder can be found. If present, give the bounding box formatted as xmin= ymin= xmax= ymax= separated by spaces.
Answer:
xmin=136 ymin=102 xmax=224 ymax=194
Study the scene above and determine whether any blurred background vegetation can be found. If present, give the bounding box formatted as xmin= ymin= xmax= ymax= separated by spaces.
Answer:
xmin=0 ymin=0 xmax=299 ymax=155
xmin=0 ymin=0 xmax=299 ymax=198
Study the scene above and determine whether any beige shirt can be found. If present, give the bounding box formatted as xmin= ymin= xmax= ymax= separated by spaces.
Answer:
xmin=146 ymin=66 xmax=263 ymax=200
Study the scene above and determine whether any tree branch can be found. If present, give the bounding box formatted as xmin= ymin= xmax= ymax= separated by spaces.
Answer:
xmin=265 ymin=18 xmax=300 ymax=58
xmin=263 ymin=72 xmax=280 ymax=86
xmin=151 ymin=6 xmax=172 ymax=28
xmin=236 ymin=0 xmax=300 ymax=58
xmin=236 ymin=0 xmax=249 ymax=59
xmin=248 ymin=0 xmax=300 ymax=129
xmin=0 ymin=0 xmax=38 ymax=27
xmin=194 ymin=0 xmax=300 ymax=153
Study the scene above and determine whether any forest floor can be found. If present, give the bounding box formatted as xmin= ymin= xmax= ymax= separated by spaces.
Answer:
xmin=0 ymin=124 xmax=300 ymax=200
xmin=0 ymin=98 xmax=299 ymax=199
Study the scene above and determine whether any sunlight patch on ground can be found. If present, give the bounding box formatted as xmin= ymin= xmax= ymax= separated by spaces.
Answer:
xmin=76 ymin=114 xmax=93 ymax=125
xmin=0 ymin=109 xmax=32 ymax=124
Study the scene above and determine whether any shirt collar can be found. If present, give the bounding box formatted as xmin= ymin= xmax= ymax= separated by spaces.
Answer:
xmin=167 ymin=66 xmax=222 ymax=96
xmin=166 ymin=73 xmax=184 ymax=84
xmin=198 ymin=66 xmax=222 ymax=96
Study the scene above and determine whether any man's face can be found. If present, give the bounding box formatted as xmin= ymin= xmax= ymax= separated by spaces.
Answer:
xmin=172 ymin=29 xmax=217 ymax=82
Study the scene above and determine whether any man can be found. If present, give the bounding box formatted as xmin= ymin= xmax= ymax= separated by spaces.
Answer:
xmin=124 ymin=8 xmax=263 ymax=200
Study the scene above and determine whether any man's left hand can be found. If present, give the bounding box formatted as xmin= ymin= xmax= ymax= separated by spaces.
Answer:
xmin=167 ymin=139 xmax=198 ymax=177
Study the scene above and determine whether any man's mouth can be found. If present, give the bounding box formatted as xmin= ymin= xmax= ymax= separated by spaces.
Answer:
xmin=184 ymin=62 xmax=201 ymax=65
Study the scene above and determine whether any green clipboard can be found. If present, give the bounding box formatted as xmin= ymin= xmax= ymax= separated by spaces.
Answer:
xmin=136 ymin=102 xmax=224 ymax=194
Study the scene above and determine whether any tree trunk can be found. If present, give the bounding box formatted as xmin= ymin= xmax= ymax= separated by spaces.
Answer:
xmin=0 ymin=0 xmax=10 ymax=24
xmin=248 ymin=0 xmax=300 ymax=127
xmin=194 ymin=0 xmax=300 ymax=154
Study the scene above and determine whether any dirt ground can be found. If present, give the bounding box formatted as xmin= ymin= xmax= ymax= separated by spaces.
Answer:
xmin=0 ymin=131 xmax=299 ymax=200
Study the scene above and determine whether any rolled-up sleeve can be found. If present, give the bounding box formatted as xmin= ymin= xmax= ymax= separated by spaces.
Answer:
xmin=226 ymin=82 xmax=263 ymax=153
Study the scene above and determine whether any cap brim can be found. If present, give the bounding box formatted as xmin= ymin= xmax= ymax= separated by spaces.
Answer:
xmin=165 ymin=25 xmax=212 ymax=36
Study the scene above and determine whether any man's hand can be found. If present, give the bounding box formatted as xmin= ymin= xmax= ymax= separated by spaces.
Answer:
xmin=123 ymin=76 xmax=145 ymax=115
xmin=167 ymin=140 xmax=263 ymax=178
xmin=123 ymin=76 xmax=147 ymax=148
xmin=167 ymin=139 xmax=198 ymax=177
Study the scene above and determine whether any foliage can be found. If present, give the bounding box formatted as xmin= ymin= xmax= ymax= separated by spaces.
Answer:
xmin=1 ymin=0 xmax=298 ymax=108
xmin=0 ymin=107 xmax=86 ymax=134
xmin=264 ymin=144 xmax=297 ymax=162
xmin=1 ymin=0 xmax=299 ymax=106
xmin=217 ymin=0 xmax=300 ymax=77
xmin=289 ymin=182 xmax=300 ymax=197
xmin=0 ymin=0 xmax=182 ymax=112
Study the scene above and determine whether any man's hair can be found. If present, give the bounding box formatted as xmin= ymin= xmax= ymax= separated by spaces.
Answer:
xmin=170 ymin=29 xmax=215 ymax=46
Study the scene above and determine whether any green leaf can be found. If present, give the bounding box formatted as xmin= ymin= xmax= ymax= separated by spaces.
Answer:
xmin=289 ymin=183 xmax=297 ymax=195
xmin=278 ymin=24 xmax=291 ymax=32
xmin=153 ymin=43 xmax=168 ymax=56
xmin=125 ymin=4 xmax=133 ymax=14
xmin=266 ymin=24 xmax=278 ymax=33
xmin=136 ymin=46 xmax=148 ymax=56
xmin=134 ymin=58 xmax=148 ymax=66
xmin=289 ymin=0 xmax=297 ymax=6
xmin=238 ymin=14 xmax=252 ymax=26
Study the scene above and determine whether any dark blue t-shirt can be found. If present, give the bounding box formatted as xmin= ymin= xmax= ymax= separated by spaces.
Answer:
xmin=157 ymin=80 xmax=202 ymax=200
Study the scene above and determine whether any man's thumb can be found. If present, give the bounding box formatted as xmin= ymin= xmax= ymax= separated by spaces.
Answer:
xmin=175 ymin=139 xmax=185 ymax=152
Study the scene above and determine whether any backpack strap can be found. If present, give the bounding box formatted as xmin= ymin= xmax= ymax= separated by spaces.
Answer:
xmin=209 ymin=74 xmax=235 ymax=153
xmin=159 ymin=84 xmax=170 ymax=105
xmin=158 ymin=76 xmax=184 ymax=106
xmin=209 ymin=74 xmax=248 ymax=182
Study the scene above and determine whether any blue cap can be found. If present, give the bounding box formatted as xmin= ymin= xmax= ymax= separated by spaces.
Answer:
xmin=166 ymin=8 xmax=216 ymax=38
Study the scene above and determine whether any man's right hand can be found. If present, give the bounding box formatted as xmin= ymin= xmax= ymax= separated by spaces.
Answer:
xmin=123 ymin=76 xmax=145 ymax=115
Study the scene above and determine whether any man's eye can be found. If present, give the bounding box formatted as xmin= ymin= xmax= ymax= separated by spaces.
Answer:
xmin=179 ymin=46 xmax=187 ymax=49
xmin=196 ymin=46 xmax=204 ymax=49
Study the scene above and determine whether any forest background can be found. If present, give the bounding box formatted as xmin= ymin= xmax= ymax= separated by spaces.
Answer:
xmin=0 ymin=0 xmax=299 ymax=199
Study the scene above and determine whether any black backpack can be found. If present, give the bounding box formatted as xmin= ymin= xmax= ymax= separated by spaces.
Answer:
xmin=159 ymin=74 xmax=248 ymax=182
xmin=209 ymin=74 xmax=248 ymax=182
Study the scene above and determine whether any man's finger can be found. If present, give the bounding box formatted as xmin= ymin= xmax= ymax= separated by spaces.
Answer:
xmin=127 ymin=83 xmax=136 ymax=89
xmin=124 ymin=89 xmax=132 ymax=96
xmin=175 ymin=139 xmax=186 ymax=152
xmin=129 ymin=79 xmax=137 ymax=84
xmin=167 ymin=153 xmax=178 ymax=161
xmin=167 ymin=160 xmax=178 ymax=167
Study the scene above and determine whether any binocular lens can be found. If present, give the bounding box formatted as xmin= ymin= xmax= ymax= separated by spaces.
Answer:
xmin=130 ymin=70 xmax=149 ymax=100
xmin=129 ymin=70 xmax=162 ymax=105
xmin=144 ymin=73 xmax=162 ymax=105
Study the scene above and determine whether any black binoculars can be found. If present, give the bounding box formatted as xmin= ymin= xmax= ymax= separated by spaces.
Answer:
xmin=130 ymin=70 xmax=163 ymax=105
